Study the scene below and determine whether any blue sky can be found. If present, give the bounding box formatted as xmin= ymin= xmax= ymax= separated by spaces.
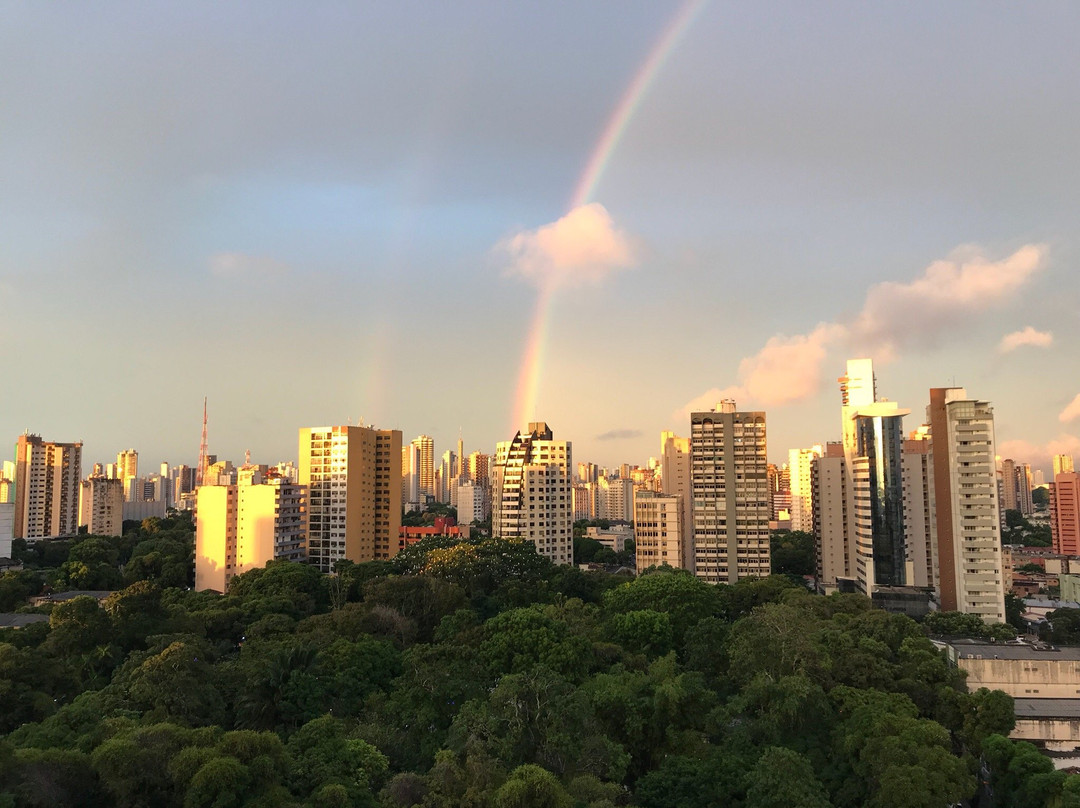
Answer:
xmin=2 ymin=1 xmax=1078 ymax=474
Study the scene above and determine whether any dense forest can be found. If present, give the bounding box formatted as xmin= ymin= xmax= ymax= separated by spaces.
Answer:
xmin=0 ymin=517 xmax=1077 ymax=807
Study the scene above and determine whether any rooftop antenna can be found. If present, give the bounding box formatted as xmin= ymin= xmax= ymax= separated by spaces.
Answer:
xmin=196 ymin=397 xmax=209 ymax=487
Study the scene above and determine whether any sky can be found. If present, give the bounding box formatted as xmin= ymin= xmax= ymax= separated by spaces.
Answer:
xmin=2 ymin=1 xmax=1079 ymax=476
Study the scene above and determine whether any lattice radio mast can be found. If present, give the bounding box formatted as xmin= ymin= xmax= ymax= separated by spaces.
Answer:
xmin=196 ymin=397 xmax=209 ymax=487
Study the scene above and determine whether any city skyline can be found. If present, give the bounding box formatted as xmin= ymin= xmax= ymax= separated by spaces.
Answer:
xmin=3 ymin=3 xmax=1079 ymax=474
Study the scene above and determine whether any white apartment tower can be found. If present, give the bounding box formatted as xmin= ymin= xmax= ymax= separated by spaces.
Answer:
xmin=690 ymin=401 xmax=771 ymax=583
xmin=491 ymin=422 xmax=573 ymax=565
xmin=928 ymin=388 xmax=1006 ymax=621
xmin=299 ymin=425 xmax=403 ymax=573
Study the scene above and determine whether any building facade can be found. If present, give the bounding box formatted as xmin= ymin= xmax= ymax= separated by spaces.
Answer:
xmin=690 ymin=401 xmax=770 ymax=583
xmin=491 ymin=422 xmax=573 ymax=565
xmin=299 ymin=425 xmax=402 ymax=573
xmin=79 ymin=476 xmax=124 ymax=537
xmin=13 ymin=434 xmax=82 ymax=539
xmin=928 ymin=388 xmax=1006 ymax=621
xmin=1052 ymin=472 xmax=1080 ymax=556
xmin=634 ymin=490 xmax=691 ymax=571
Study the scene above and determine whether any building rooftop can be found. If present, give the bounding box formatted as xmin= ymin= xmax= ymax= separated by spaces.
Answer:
xmin=0 ymin=613 xmax=48 ymax=628
xmin=946 ymin=638 xmax=1080 ymax=660
xmin=1014 ymin=699 xmax=1080 ymax=719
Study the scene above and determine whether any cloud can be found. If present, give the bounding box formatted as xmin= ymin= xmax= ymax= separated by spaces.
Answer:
xmin=999 ymin=326 xmax=1053 ymax=353
xmin=596 ymin=428 xmax=644 ymax=441
xmin=496 ymin=203 xmax=637 ymax=292
xmin=1061 ymin=394 xmax=1080 ymax=424
xmin=210 ymin=252 xmax=290 ymax=277
xmin=998 ymin=434 xmax=1080 ymax=468
xmin=676 ymin=323 xmax=846 ymax=417
xmin=680 ymin=244 xmax=1048 ymax=411
xmin=849 ymin=244 xmax=1046 ymax=359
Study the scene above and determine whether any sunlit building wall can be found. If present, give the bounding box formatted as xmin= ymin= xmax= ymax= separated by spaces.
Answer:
xmin=812 ymin=443 xmax=852 ymax=593
xmin=13 ymin=433 xmax=82 ymax=539
xmin=1051 ymin=472 xmax=1080 ymax=557
xmin=788 ymin=446 xmax=823 ymax=533
xmin=661 ymin=431 xmax=694 ymax=567
xmin=195 ymin=484 xmax=237 ymax=592
xmin=412 ymin=435 xmax=435 ymax=500
xmin=299 ymin=425 xmax=402 ymax=573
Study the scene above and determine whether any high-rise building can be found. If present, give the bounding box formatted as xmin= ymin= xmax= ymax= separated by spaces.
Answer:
xmin=456 ymin=482 xmax=489 ymax=525
xmin=850 ymin=401 xmax=909 ymax=593
xmin=1051 ymin=472 xmax=1080 ymax=556
xmin=299 ymin=425 xmax=402 ymax=572
xmin=788 ymin=445 xmax=823 ymax=533
xmin=1054 ymin=455 xmax=1075 ymax=478
xmin=597 ymin=475 xmax=635 ymax=522
xmin=401 ymin=443 xmax=421 ymax=509
xmin=116 ymin=449 xmax=138 ymax=499
xmin=999 ymin=459 xmax=1019 ymax=514
xmin=572 ymin=482 xmax=597 ymax=521
xmin=634 ymin=490 xmax=691 ymax=571
xmin=901 ymin=432 xmax=936 ymax=589
xmin=812 ymin=443 xmax=851 ymax=592
xmin=412 ymin=435 xmax=435 ymax=500
xmin=194 ymin=473 xmax=307 ymax=593
xmin=690 ymin=400 xmax=770 ymax=583
xmin=438 ymin=450 xmax=457 ymax=504
xmin=491 ymin=422 xmax=573 ymax=565
xmin=13 ymin=434 xmax=82 ymax=539
xmin=1017 ymin=463 xmax=1035 ymax=516
xmin=927 ymin=388 xmax=1006 ymax=621
xmin=79 ymin=475 xmax=124 ymax=537
xmin=661 ymin=431 xmax=694 ymax=565
xmin=467 ymin=451 xmax=490 ymax=489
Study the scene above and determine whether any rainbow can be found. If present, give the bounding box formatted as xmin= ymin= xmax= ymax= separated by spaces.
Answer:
xmin=510 ymin=0 xmax=707 ymax=432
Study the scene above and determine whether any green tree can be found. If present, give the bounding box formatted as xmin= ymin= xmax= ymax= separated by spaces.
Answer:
xmin=745 ymin=747 xmax=830 ymax=808
xmin=493 ymin=764 xmax=572 ymax=808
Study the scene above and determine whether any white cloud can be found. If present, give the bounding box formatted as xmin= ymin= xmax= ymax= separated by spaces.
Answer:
xmin=998 ymin=434 xmax=1080 ymax=467
xmin=1061 ymin=393 xmax=1080 ymax=424
xmin=999 ymin=326 xmax=1053 ymax=353
xmin=496 ymin=203 xmax=637 ymax=292
xmin=680 ymin=244 xmax=1048 ymax=411
xmin=849 ymin=244 xmax=1046 ymax=359
xmin=209 ymin=252 xmax=290 ymax=277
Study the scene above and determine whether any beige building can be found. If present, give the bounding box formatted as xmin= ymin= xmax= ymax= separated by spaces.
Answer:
xmin=597 ymin=475 xmax=634 ymax=522
xmin=928 ymin=388 xmax=1006 ymax=621
xmin=1054 ymin=455 xmax=1075 ymax=478
xmin=902 ymin=434 xmax=937 ymax=589
xmin=491 ymin=422 xmax=573 ymax=565
xmin=79 ymin=476 xmax=124 ymax=537
xmin=812 ymin=443 xmax=852 ymax=593
xmin=634 ymin=490 xmax=691 ymax=571
xmin=13 ymin=433 xmax=82 ymax=539
xmin=412 ymin=435 xmax=435 ymax=500
xmin=788 ymin=445 xmax=822 ymax=534
xmin=456 ymin=482 xmax=488 ymax=525
xmin=572 ymin=482 xmax=597 ymax=521
xmin=661 ymin=431 xmax=694 ymax=566
xmin=942 ymin=639 xmax=1080 ymax=764
xmin=299 ymin=425 xmax=402 ymax=572
xmin=115 ymin=449 xmax=138 ymax=500
xmin=195 ymin=474 xmax=306 ymax=592
xmin=690 ymin=401 xmax=770 ymax=583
